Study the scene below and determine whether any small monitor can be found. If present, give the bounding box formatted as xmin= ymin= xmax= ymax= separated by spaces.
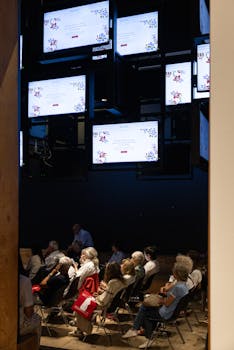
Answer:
xmin=197 ymin=43 xmax=210 ymax=92
xmin=43 ymin=0 xmax=109 ymax=53
xmin=92 ymin=120 xmax=159 ymax=164
xmin=28 ymin=75 xmax=86 ymax=118
xmin=165 ymin=62 xmax=191 ymax=106
xmin=117 ymin=11 xmax=158 ymax=56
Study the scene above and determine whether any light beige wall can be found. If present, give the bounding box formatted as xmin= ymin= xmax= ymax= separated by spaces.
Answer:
xmin=0 ymin=1 xmax=18 ymax=349
xmin=210 ymin=0 xmax=234 ymax=349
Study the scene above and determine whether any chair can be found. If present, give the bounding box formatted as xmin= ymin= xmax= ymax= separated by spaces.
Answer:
xmin=34 ymin=284 xmax=69 ymax=336
xmin=144 ymin=293 xmax=193 ymax=350
xmin=141 ymin=272 xmax=158 ymax=292
xmin=83 ymin=287 xmax=127 ymax=345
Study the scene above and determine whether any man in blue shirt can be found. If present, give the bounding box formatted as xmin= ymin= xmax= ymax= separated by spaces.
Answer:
xmin=72 ymin=223 xmax=94 ymax=249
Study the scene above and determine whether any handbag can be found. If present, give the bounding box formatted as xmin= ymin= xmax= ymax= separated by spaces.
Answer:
xmin=143 ymin=293 xmax=161 ymax=307
xmin=72 ymin=290 xmax=97 ymax=319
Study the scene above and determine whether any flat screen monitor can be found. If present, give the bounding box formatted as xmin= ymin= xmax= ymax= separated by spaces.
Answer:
xmin=200 ymin=110 xmax=209 ymax=161
xmin=197 ymin=43 xmax=210 ymax=92
xmin=117 ymin=11 xmax=158 ymax=56
xmin=28 ymin=75 xmax=86 ymax=118
xmin=165 ymin=62 xmax=191 ymax=106
xmin=43 ymin=0 xmax=109 ymax=53
xmin=92 ymin=120 xmax=159 ymax=164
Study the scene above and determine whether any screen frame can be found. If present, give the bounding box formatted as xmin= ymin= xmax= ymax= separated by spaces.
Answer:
xmin=116 ymin=10 xmax=159 ymax=58
xmin=165 ymin=61 xmax=192 ymax=107
xmin=27 ymin=72 xmax=87 ymax=119
xmin=90 ymin=118 xmax=161 ymax=170
xmin=40 ymin=0 xmax=111 ymax=61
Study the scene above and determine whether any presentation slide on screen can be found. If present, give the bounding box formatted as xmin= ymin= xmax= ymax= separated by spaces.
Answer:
xmin=28 ymin=75 xmax=86 ymax=117
xmin=197 ymin=43 xmax=210 ymax=92
xmin=117 ymin=12 xmax=158 ymax=56
xmin=43 ymin=0 xmax=109 ymax=52
xmin=165 ymin=62 xmax=191 ymax=105
xmin=92 ymin=121 xmax=158 ymax=164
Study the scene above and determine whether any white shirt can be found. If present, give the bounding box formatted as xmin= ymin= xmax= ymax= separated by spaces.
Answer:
xmin=143 ymin=259 xmax=160 ymax=284
xmin=76 ymin=260 xmax=100 ymax=289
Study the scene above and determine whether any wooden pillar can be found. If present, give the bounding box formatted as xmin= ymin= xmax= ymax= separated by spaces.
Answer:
xmin=0 ymin=1 xmax=18 ymax=350
xmin=210 ymin=0 xmax=234 ymax=349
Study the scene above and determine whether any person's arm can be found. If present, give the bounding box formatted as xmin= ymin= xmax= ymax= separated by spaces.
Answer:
xmin=158 ymin=293 xmax=175 ymax=307
xmin=40 ymin=263 xmax=61 ymax=287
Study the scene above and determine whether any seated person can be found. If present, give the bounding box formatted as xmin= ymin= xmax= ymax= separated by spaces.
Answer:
xmin=76 ymin=247 xmax=100 ymax=292
xmin=122 ymin=261 xmax=189 ymax=349
xmin=25 ymin=245 xmax=44 ymax=285
xmin=108 ymin=241 xmax=126 ymax=264
xmin=38 ymin=256 xmax=71 ymax=306
xmin=160 ymin=254 xmax=199 ymax=293
xmin=187 ymin=250 xmax=203 ymax=289
xmin=142 ymin=245 xmax=160 ymax=286
xmin=19 ymin=257 xmax=41 ymax=349
xmin=121 ymin=258 xmax=136 ymax=286
xmin=95 ymin=262 xmax=127 ymax=309
xmin=70 ymin=262 xmax=126 ymax=337
xmin=131 ymin=251 xmax=145 ymax=281
xmin=44 ymin=240 xmax=65 ymax=271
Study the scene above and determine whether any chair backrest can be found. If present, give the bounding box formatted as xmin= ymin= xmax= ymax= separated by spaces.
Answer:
xmin=169 ymin=292 xmax=191 ymax=321
xmin=63 ymin=276 xmax=80 ymax=300
xmin=106 ymin=287 xmax=126 ymax=313
xmin=79 ymin=273 xmax=100 ymax=295
xmin=142 ymin=272 xmax=157 ymax=291
xmin=47 ymin=284 xmax=68 ymax=307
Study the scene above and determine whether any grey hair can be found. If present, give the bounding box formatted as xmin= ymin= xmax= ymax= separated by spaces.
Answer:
xmin=131 ymin=251 xmax=145 ymax=265
xmin=175 ymin=254 xmax=193 ymax=273
xmin=173 ymin=262 xmax=189 ymax=282
xmin=59 ymin=256 xmax=72 ymax=266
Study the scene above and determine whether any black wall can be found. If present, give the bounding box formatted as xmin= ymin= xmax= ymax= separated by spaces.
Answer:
xmin=20 ymin=166 xmax=208 ymax=254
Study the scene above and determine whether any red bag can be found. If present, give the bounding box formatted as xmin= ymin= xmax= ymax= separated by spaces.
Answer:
xmin=72 ymin=290 xmax=97 ymax=319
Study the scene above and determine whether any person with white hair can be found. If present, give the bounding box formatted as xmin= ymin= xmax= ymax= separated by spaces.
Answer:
xmin=44 ymin=240 xmax=65 ymax=271
xmin=38 ymin=255 xmax=72 ymax=306
xmin=131 ymin=251 xmax=145 ymax=281
xmin=76 ymin=247 xmax=100 ymax=290
xmin=122 ymin=261 xmax=189 ymax=349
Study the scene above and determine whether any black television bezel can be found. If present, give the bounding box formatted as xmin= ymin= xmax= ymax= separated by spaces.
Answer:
xmin=89 ymin=116 xmax=162 ymax=171
xmin=116 ymin=10 xmax=160 ymax=60
xmin=27 ymin=70 xmax=88 ymax=120
xmin=39 ymin=0 xmax=112 ymax=63
xmin=165 ymin=59 xmax=192 ymax=108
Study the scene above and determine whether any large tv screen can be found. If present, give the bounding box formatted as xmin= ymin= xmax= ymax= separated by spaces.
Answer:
xmin=197 ymin=43 xmax=210 ymax=92
xmin=92 ymin=120 xmax=159 ymax=164
xmin=43 ymin=0 xmax=109 ymax=53
xmin=28 ymin=75 xmax=86 ymax=118
xmin=165 ymin=62 xmax=191 ymax=106
xmin=117 ymin=11 xmax=158 ymax=56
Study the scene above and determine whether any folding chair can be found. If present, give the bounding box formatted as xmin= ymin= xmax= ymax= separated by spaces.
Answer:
xmin=34 ymin=284 xmax=69 ymax=336
xmin=144 ymin=293 xmax=193 ymax=350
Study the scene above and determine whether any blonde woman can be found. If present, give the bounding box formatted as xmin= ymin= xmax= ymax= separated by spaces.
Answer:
xmin=121 ymin=258 xmax=136 ymax=286
xmin=76 ymin=247 xmax=100 ymax=290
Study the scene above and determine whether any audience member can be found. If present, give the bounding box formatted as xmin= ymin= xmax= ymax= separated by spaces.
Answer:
xmin=44 ymin=240 xmax=65 ymax=271
xmin=38 ymin=256 xmax=71 ymax=306
xmin=143 ymin=245 xmax=160 ymax=285
xmin=131 ymin=251 xmax=145 ymax=281
xmin=94 ymin=262 xmax=126 ymax=308
xmin=121 ymin=258 xmax=136 ymax=286
xmin=72 ymin=224 xmax=94 ymax=249
xmin=70 ymin=262 xmax=126 ymax=338
xmin=25 ymin=245 xmax=44 ymax=285
xmin=19 ymin=256 xmax=41 ymax=349
xmin=76 ymin=247 xmax=100 ymax=291
xmin=187 ymin=250 xmax=203 ymax=288
xmin=108 ymin=241 xmax=126 ymax=264
xmin=122 ymin=261 xmax=189 ymax=349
